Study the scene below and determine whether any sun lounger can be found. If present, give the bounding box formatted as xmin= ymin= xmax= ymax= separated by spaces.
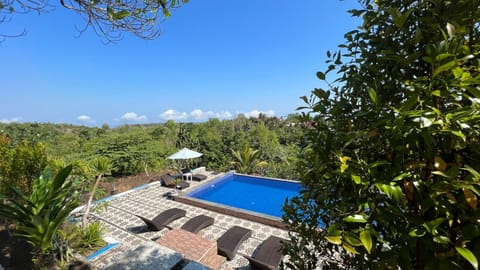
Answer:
xmin=217 ymin=226 xmax=252 ymax=260
xmin=192 ymin=174 xmax=207 ymax=181
xmin=135 ymin=208 xmax=187 ymax=231
xmin=160 ymin=174 xmax=190 ymax=189
xmin=180 ymin=214 xmax=214 ymax=234
xmin=244 ymin=236 xmax=286 ymax=270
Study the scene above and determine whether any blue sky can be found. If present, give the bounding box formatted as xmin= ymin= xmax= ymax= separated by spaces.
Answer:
xmin=0 ymin=0 xmax=361 ymax=126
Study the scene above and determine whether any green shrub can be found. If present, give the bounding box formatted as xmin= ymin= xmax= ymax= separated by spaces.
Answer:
xmin=284 ymin=0 xmax=480 ymax=269
xmin=0 ymin=166 xmax=79 ymax=268
xmin=80 ymin=221 xmax=105 ymax=250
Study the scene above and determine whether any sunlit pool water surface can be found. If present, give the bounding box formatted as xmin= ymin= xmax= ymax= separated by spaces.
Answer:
xmin=187 ymin=173 xmax=302 ymax=218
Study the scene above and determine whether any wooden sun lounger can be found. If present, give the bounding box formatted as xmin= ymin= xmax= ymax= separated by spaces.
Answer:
xmin=135 ymin=208 xmax=187 ymax=231
xmin=160 ymin=174 xmax=190 ymax=189
xmin=244 ymin=236 xmax=286 ymax=270
xmin=217 ymin=226 xmax=252 ymax=260
xmin=192 ymin=174 xmax=208 ymax=181
xmin=180 ymin=214 xmax=214 ymax=234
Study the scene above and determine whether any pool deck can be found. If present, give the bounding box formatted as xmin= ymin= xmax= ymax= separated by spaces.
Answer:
xmin=81 ymin=171 xmax=294 ymax=270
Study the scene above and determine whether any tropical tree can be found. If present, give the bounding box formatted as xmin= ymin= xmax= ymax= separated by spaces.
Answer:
xmin=1 ymin=0 xmax=188 ymax=42
xmin=284 ymin=0 xmax=480 ymax=269
xmin=231 ymin=146 xmax=268 ymax=174
xmin=82 ymin=157 xmax=112 ymax=229
xmin=0 ymin=136 xmax=48 ymax=195
xmin=0 ymin=166 xmax=79 ymax=266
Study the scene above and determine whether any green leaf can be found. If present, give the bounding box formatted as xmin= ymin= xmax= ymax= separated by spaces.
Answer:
xmin=462 ymin=166 xmax=480 ymax=181
xmin=162 ymin=8 xmax=171 ymax=17
xmin=393 ymin=172 xmax=411 ymax=182
xmin=442 ymin=130 xmax=466 ymax=141
xmin=360 ymin=230 xmax=372 ymax=254
xmin=389 ymin=8 xmax=412 ymax=28
xmin=344 ymin=232 xmax=363 ymax=247
xmin=316 ymin=71 xmax=326 ymax=80
xmin=375 ymin=184 xmax=403 ymax=202
xmin=433 ymin=235 xmax=451 ymax=244
xmin=343 ymin=243 xmax=358 ymax=254
xmin=325 ymin=236 xmax=342 ymax=245
xmin=107 ymin=6 xmax=114 ymax=16
xmin=351 ymin=175 xmax=362 ymax=184
xmin=431 ymin=90 xmax=441 ymax=97
xmin=432 ymin=171 xmax=450 ymax=178
xmin=433 ymin=60 xmax=456 ymax=78
xmin=368 ymin=88 xmax=378 ymax=105
xmin=343 ymin=214 xmax=367 ymax=223
xmin=409 ymin=228 xmax=426 ymax=237
xmin=456 ymin=247 xmax=478 ymax=270
xmin=113 ymin=10 xmax=130 ymax=20
xmin=423 ymin=218 xmax=446 ymax=234
xmin=452 ymin=66 xmax=463 ymax=78
xmin=300 ymin=95 xmax=308 ymax=104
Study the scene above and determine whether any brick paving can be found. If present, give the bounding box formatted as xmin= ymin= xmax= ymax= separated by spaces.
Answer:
xmin=83 ymin=171 xmax=294 ymax=269
xmin=157 ymin=228 xmax=216 ymax=263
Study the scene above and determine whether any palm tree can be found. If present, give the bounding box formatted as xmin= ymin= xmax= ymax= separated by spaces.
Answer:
xmin=82 ymin=157 xmax=112 ymax=229
xmin=231 ymin=146 xmax=268 ymax=174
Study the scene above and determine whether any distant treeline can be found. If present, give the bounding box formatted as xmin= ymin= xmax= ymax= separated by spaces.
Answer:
xmin=0 ymin=114 xmax=304 ymax=179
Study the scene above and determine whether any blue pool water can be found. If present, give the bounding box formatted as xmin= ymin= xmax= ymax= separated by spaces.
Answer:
xmin=187 ymin=173 xmax=302 ymax=218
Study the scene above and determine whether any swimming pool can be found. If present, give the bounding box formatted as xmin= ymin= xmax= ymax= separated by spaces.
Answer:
xmin=186 ymin=173 xmax=301 ymax=218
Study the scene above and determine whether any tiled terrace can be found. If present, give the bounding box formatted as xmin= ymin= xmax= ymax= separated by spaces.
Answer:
xmin=82 ymin=171 xmax=293 ymax=270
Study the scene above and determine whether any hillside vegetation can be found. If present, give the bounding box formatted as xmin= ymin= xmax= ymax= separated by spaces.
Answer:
xmin=0 ymin=114 xmax=303 ymax=180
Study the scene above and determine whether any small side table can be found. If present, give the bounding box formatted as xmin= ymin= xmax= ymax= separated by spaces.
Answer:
xmin=182 ymin=172 xmax=193 ymax=181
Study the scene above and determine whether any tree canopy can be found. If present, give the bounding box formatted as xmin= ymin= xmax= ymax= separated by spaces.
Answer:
xmin=0 ymin=115 xmax=303 ymax=180
xmin=0 ymin=0 xmax=188 ymax=41
xmin=284 ymin=0 xmax=480 ymax=269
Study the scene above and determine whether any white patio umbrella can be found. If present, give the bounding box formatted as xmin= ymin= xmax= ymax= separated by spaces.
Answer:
xmin=167 ymin=148 xmax=203 ymax=160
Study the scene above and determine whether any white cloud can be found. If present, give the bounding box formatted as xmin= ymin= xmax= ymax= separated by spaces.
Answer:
xmin=120 ymin=112 xmax=147 ymax=122
xmin=218 ymin=111 xmax=233 ymax=119
xmin=243 ymin=109 xmax=275 ymax=118
xmin=159 ymin=109 xmax=188 ymax=121
xmin=190 ymin=109 xmax=206 ymax=119
xmin=77 ymin=115 xmax=95 ymax=124
xmin=159 ymin=109 xmax=275 ymax=122
xmin=159 ymin=109 xmax=233 ymax=122
xmin=0 ymin=117 xmax=22 ymax=124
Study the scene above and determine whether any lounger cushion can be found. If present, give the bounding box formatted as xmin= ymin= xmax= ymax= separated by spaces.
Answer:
xmin=176 ymin=181 xmax=190 ymax=189
xmin=136 ymin=208 xmax=186 ymax=231
xmin=244 ymin=255 xmax=276 ymax=270
xmin=217 ymin=226 xmax=252 ymax=260
xmin=160 ymin=174 xmax=190 ymax=189
xmin=192 ymin=174 xmax=207 ymax=181
xmin=181 ymin=215 xmax=214 ymax=234
xmin=160 ymin=174 xmax=177 ymax=186
xmin=244 ymin=236 xmax=285 ymax=270
xmin=152 ymin=208 xmax=187 ymax=228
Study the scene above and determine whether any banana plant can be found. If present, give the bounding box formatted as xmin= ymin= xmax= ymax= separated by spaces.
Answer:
xmin=0 ymin=166 xmax=79 ymax=253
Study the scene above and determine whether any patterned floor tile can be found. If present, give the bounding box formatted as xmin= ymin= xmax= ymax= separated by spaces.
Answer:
xmin=85 ymin=173 xmax=295 ymax=270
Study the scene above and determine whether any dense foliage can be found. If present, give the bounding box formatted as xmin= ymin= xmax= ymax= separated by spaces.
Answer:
xmin=284 ymin=0 xmax=480 ymax=269
xmin=0 ymin=135 xmax=48 ymax=195
xmin=0 ymin=166 xmax=79 ymax=267
xmin=0 ymin=114 xmax=303 ymax=180
xmin=231 ymin=146 xmax=268 ymax=174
